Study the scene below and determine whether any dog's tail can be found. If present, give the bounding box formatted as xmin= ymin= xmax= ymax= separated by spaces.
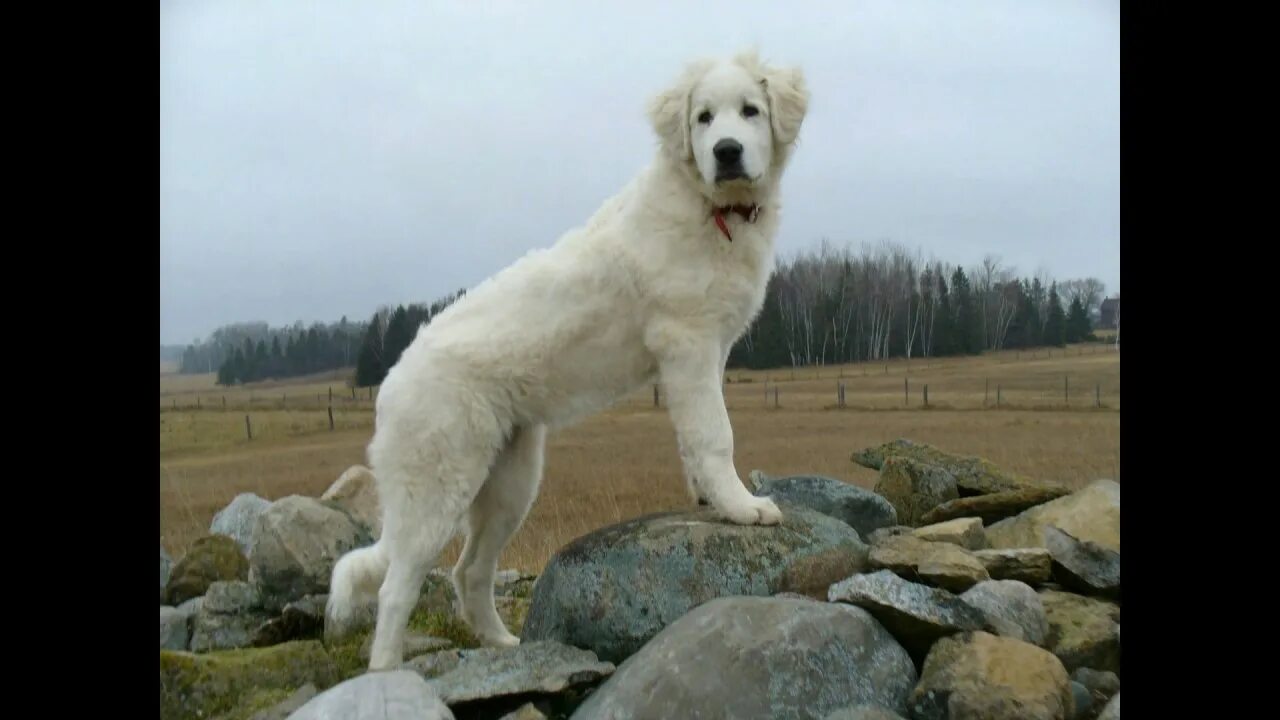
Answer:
xmin=324 ymin=539 xmax=390 ymax=642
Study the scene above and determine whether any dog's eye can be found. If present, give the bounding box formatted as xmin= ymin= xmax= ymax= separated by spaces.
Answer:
xmin=742 ymin=104 xmax=759 ymax=118
xmin=697 ymin=110 xmax=713 ymax=125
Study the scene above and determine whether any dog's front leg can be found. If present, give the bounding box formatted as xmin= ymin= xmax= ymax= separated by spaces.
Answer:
xmin=650 ymin=326 xmax=781 ymax=525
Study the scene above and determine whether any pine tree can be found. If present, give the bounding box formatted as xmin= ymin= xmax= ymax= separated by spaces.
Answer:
xmin=1066 ymin=296 xmax=1091 ymax=343
xmin=1044 ymin=284 xmax=1067 ymax=347
xmin=354 ymin=312 xmax=385 ymax=387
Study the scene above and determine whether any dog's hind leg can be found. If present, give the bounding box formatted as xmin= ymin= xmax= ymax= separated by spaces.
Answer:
xmin=452 ymin=423 xmax=546 ymax=647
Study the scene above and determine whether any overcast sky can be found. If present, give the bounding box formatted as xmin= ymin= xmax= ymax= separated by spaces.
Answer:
xmin=160 ymin=1 xmax=1119 ymax=346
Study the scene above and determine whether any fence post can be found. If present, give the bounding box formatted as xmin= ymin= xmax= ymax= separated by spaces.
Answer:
xmin=172 ymin=398 xmax=176 ymax=410
xmin=904 ymin=378 xmax=909 ymax=405
xmin=245 ymin=415 xmax=252 ymax=441
xmin=352 ymin=387 xmax=356 ymax=400
xmin=1096 ymin=383 xmax=1101 ymax=408
xmin=923 ymin=384 xmax=929 ymax=407
xmin=328 ymin=406 xmax=335 ymax=431
xmin=997 ymin=385 xmax=1002 ymax=407
xmin=1064 ymin=377 xmax=1069 ymax=406
xmin=329 ymin=386 xmax=333 ymax=403
xmin=222 ymin=396 xmax=226 ymax=408
xmin=774 ymin=387 xmax=779 ymax=408
xmin=197 ymin=396 xmax=201 ymax=409
xmin=985 ymin=379 xmax=989 ymax=406
xmin=653 ymin=384 xmax=659 ymax=408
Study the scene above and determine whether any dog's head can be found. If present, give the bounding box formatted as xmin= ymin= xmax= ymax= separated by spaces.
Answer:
xmin=648 ymin=50 xmax=809 ymax=198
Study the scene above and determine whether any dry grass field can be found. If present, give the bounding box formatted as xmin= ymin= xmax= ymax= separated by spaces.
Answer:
xmin=159 ymin=344 xmax=1119 ymax=574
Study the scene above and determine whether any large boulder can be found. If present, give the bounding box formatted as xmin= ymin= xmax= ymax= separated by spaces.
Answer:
xmin=986 ymin=480 xmax=1120 ymax=552
xmin=210 ymin=492 xmax=273 ymax=558
xmin=289 ymin=670 xmax=454 ymax=720
xmin=907 ymin=631 xmax=1074 ymax=720
xmin=572 ymin=595 xmax=917 ymax=720
xmin=190 ymin=581 xmax=272 ymax=653
xmin=321 ymin=465 xmax=382 ymax=537
xmin=868 ymin=534 xmax=990 ymax=592
xmin=1039 ymin=590 xmax=1121 ymax=675
xmin=828 ymin=570 xmax=987 ymax=664
xmin=249 ymin=495 xmax=374 ymax=611
xmin=854 ymin=439 xmax=1065 ymax=497
xmin=959 ymin=580 xmax=1049 ymax=646
xmin=521 ymin=505 xmax=868 ymax=663
xmin=1043 ymin=526 xmax=1121 ymax=599
xmin=164 ymin=534 xmax=249 ymax=606
xmin=919 ymin=486 xmax=1069 ymax=526
xmin=749 ymin=471 xmax=898 ymax=539
xmin=872 ymin=457 xmax=959 ymax=527
xmin=161 ymin=606 xmax=190 ymax=651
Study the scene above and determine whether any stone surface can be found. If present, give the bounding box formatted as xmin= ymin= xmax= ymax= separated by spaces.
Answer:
xmin=872 ymin=456 xmax=959 ymax=526
xmin=248 ymin=495 xmax=374 ymax=611
xmin=521 ymin=505 xmax=869 ymax=663
xmin=749 ymin=471 xmax=898 ymax=539
xmin=920 ymin=486 xmax=1069 ymax=526
xmin=210 ymin=492 xmax=273 ymax=558
xmin=828 ymin=570 xmax=987 ymax=663
xmin=253 ymin=594 xmax=329 ymax=647
xmin=973 ymin=548 xmax=1053 ymax=585
xmin=421 ymin=641 xmax=613 ymax=707
xmin=501 ymin=703 xmax=548 ymax=720
xmin=572 ymin=595 xmax=917 ymax=720
xmin=1096 ymin=692 xmax=1119 ymax=720
xmin=824 ymin=707 xmax=907 ymax=720
xmin=161 ymin=605 xmax=190 ymax=650
xmin=912 ymin=517 xmax=988 ymax=550
xmin=164 ymin=534 xmax=250 ymax=606
xmin=869 ymin=534 xmax=990 ymax=592
xmin=1039 ymin=590 xmax=1121 ymax=675
xmin=986 ymin=480 xmax=1120 ymax=552
xmin=1071 ymin=667 xmax=1120 ymax=712
xmin=1043 ymin=526 xmax=1120 ymax=599
xmin=853 ymin=439 xmax=1064 ymax=497
xmin=321 ymin=464 xmax=382 ymax=537
xmin=361 ymin=632 xmax=453 ymax=663
xmin=907 ymin=631 xmax=1074 ymax=720
xmin=289 ymin=670 xmax=454 ymax=720
xmin=960 ymin=580 xmax=1049 ymax=646
xmin=1070 ymin=682 xmax=1093 ymax=720
xmin=203 ymin=580 xmax=262 ymax=614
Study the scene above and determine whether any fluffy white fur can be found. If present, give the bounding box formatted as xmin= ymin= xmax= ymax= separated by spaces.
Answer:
xmin=326 ymin=50 xmax=810 ymax=671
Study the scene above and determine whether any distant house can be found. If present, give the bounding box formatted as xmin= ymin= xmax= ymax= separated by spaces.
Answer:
xmin=1099 ymin=296 xmax=1121 ymax=329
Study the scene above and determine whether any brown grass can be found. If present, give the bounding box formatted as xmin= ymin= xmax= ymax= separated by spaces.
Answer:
xmin=159 ymin=344 xmax=1119 ymax=573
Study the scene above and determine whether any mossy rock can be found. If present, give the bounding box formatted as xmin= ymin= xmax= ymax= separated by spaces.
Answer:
xmin=165 ymin=535 xmax=249 ymax=606
xmin=855 ymin=439 xmax=1064 ymax=497
xmin=160 ymin=640 xmax=364 ymax=720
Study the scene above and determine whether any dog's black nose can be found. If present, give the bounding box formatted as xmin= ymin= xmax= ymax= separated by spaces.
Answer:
xmin=713 ymin=139 xmax=743 ymax=165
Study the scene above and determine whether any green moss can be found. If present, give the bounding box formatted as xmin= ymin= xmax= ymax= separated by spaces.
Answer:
xmin=160 ymin=639 xmax=366 ymax=720
xmin=406 ymin=606 xmax=479 ymax=648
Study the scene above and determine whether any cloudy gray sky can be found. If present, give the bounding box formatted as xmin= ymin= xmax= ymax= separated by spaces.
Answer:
xmin=160 ymin=0 xmax=1118 ymax=346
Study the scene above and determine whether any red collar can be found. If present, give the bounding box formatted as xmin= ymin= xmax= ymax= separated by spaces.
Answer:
xmin=712 ymin=204 xmax=761 ymax=242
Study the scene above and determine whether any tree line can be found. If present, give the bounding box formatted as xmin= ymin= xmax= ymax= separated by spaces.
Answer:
xmin=182 ymin=240 xmax=1110 ymax=388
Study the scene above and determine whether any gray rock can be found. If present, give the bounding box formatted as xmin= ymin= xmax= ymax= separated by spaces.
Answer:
xmin=920 ymin=486 xmax=1070 ymax=526
xmin=854 ymin=438 xmax=1062 ymax=497
xmin=289 ymin=670 xmax=454 ymax=720
xmin=402 ymin=649 xmax=463 ymax=679
xmin=908 ymin=631 xmax=1073 ymax=720
xmin=249 ymin=495 xmax=374 ymax=611
xmin=160 ymin=545 xmax=172 ymax=600
xmin=1072 ymin=667 xmax=1120 ymax=712
xmin=253 ymin=594 xmax=329 ymax=647
xmin=973 ymin=548 xmax=1053 ymax=585
xmin=160 ymin=606 xmax=189 ymax=650
xmin=1044 ymin=526 xmax=1120 ymax=599
xmin=824 ymin=706 xmax=907 ymax=720
xmin=868 ymin=526 xmax=913 ymax=545
xmin=422 ymin=641 xmax=613 ymax=706
xmin=1070 ymin=682 xmax=1093 ymax=720
xmin=522 ymin=505 xmax=868 ymax=663
xmin=868 ymin=533 xmax=989 ymax=592
xmin=828 ymin=569 xmax=986 ymax=664
xmin=872 ymin=456 xmax=959 ymax=526
xmin=912 ymin=517 xmax=987 ymax=550
xmin=960 ymin=580 xmax=1049 ymax=646
xmin=210 ymin=492 xmax=272 ymax=558
xmin=1096 ymin=692 xmax=1119 ymax=720
xmin=572 ymin=595 xmax=917 ymax=720
xmin=249 ymin=683 xmax=317 ymax=720
xmin=1040 ymin=590 xmax=1121 ymax=675
xmin=203 ymin=580 xmax=262 ymax=614
xmin=749 ymin=471 xmax=898 ymax=539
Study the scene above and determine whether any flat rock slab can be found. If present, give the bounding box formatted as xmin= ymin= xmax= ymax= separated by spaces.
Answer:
xmin=423 ymin=641 xmax=614 ymax=706
xmin=973 ymin=548 xmax=1053 ymax=585
xmin=828 ymin=570 xmax=987 ymax=664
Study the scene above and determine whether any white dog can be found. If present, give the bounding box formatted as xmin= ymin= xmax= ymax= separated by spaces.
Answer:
xmin=326 ymin=50 xmax=810 ymax=671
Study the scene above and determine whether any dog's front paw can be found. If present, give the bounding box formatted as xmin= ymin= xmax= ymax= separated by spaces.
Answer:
xmin=719 ymin=496 xmax=783 ymax=526
xmin=479 ymin=629 xmax=521 ymax=648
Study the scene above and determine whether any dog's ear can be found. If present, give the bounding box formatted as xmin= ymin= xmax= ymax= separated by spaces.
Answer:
xmin=648 ymin=61 xmax=709 ymax=164
xmin=760 ymin=64 xmax=809 ymax=147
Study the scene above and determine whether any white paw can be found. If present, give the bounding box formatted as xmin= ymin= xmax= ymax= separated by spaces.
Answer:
xmin=719 ymin=496 xmax=784 ymax=526
xmin=480 ymin=629 xmax=521 ymax=648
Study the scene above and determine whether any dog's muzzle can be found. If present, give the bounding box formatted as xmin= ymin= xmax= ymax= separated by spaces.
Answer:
xmin=713 ymin=139 xmax=748 ymax=182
